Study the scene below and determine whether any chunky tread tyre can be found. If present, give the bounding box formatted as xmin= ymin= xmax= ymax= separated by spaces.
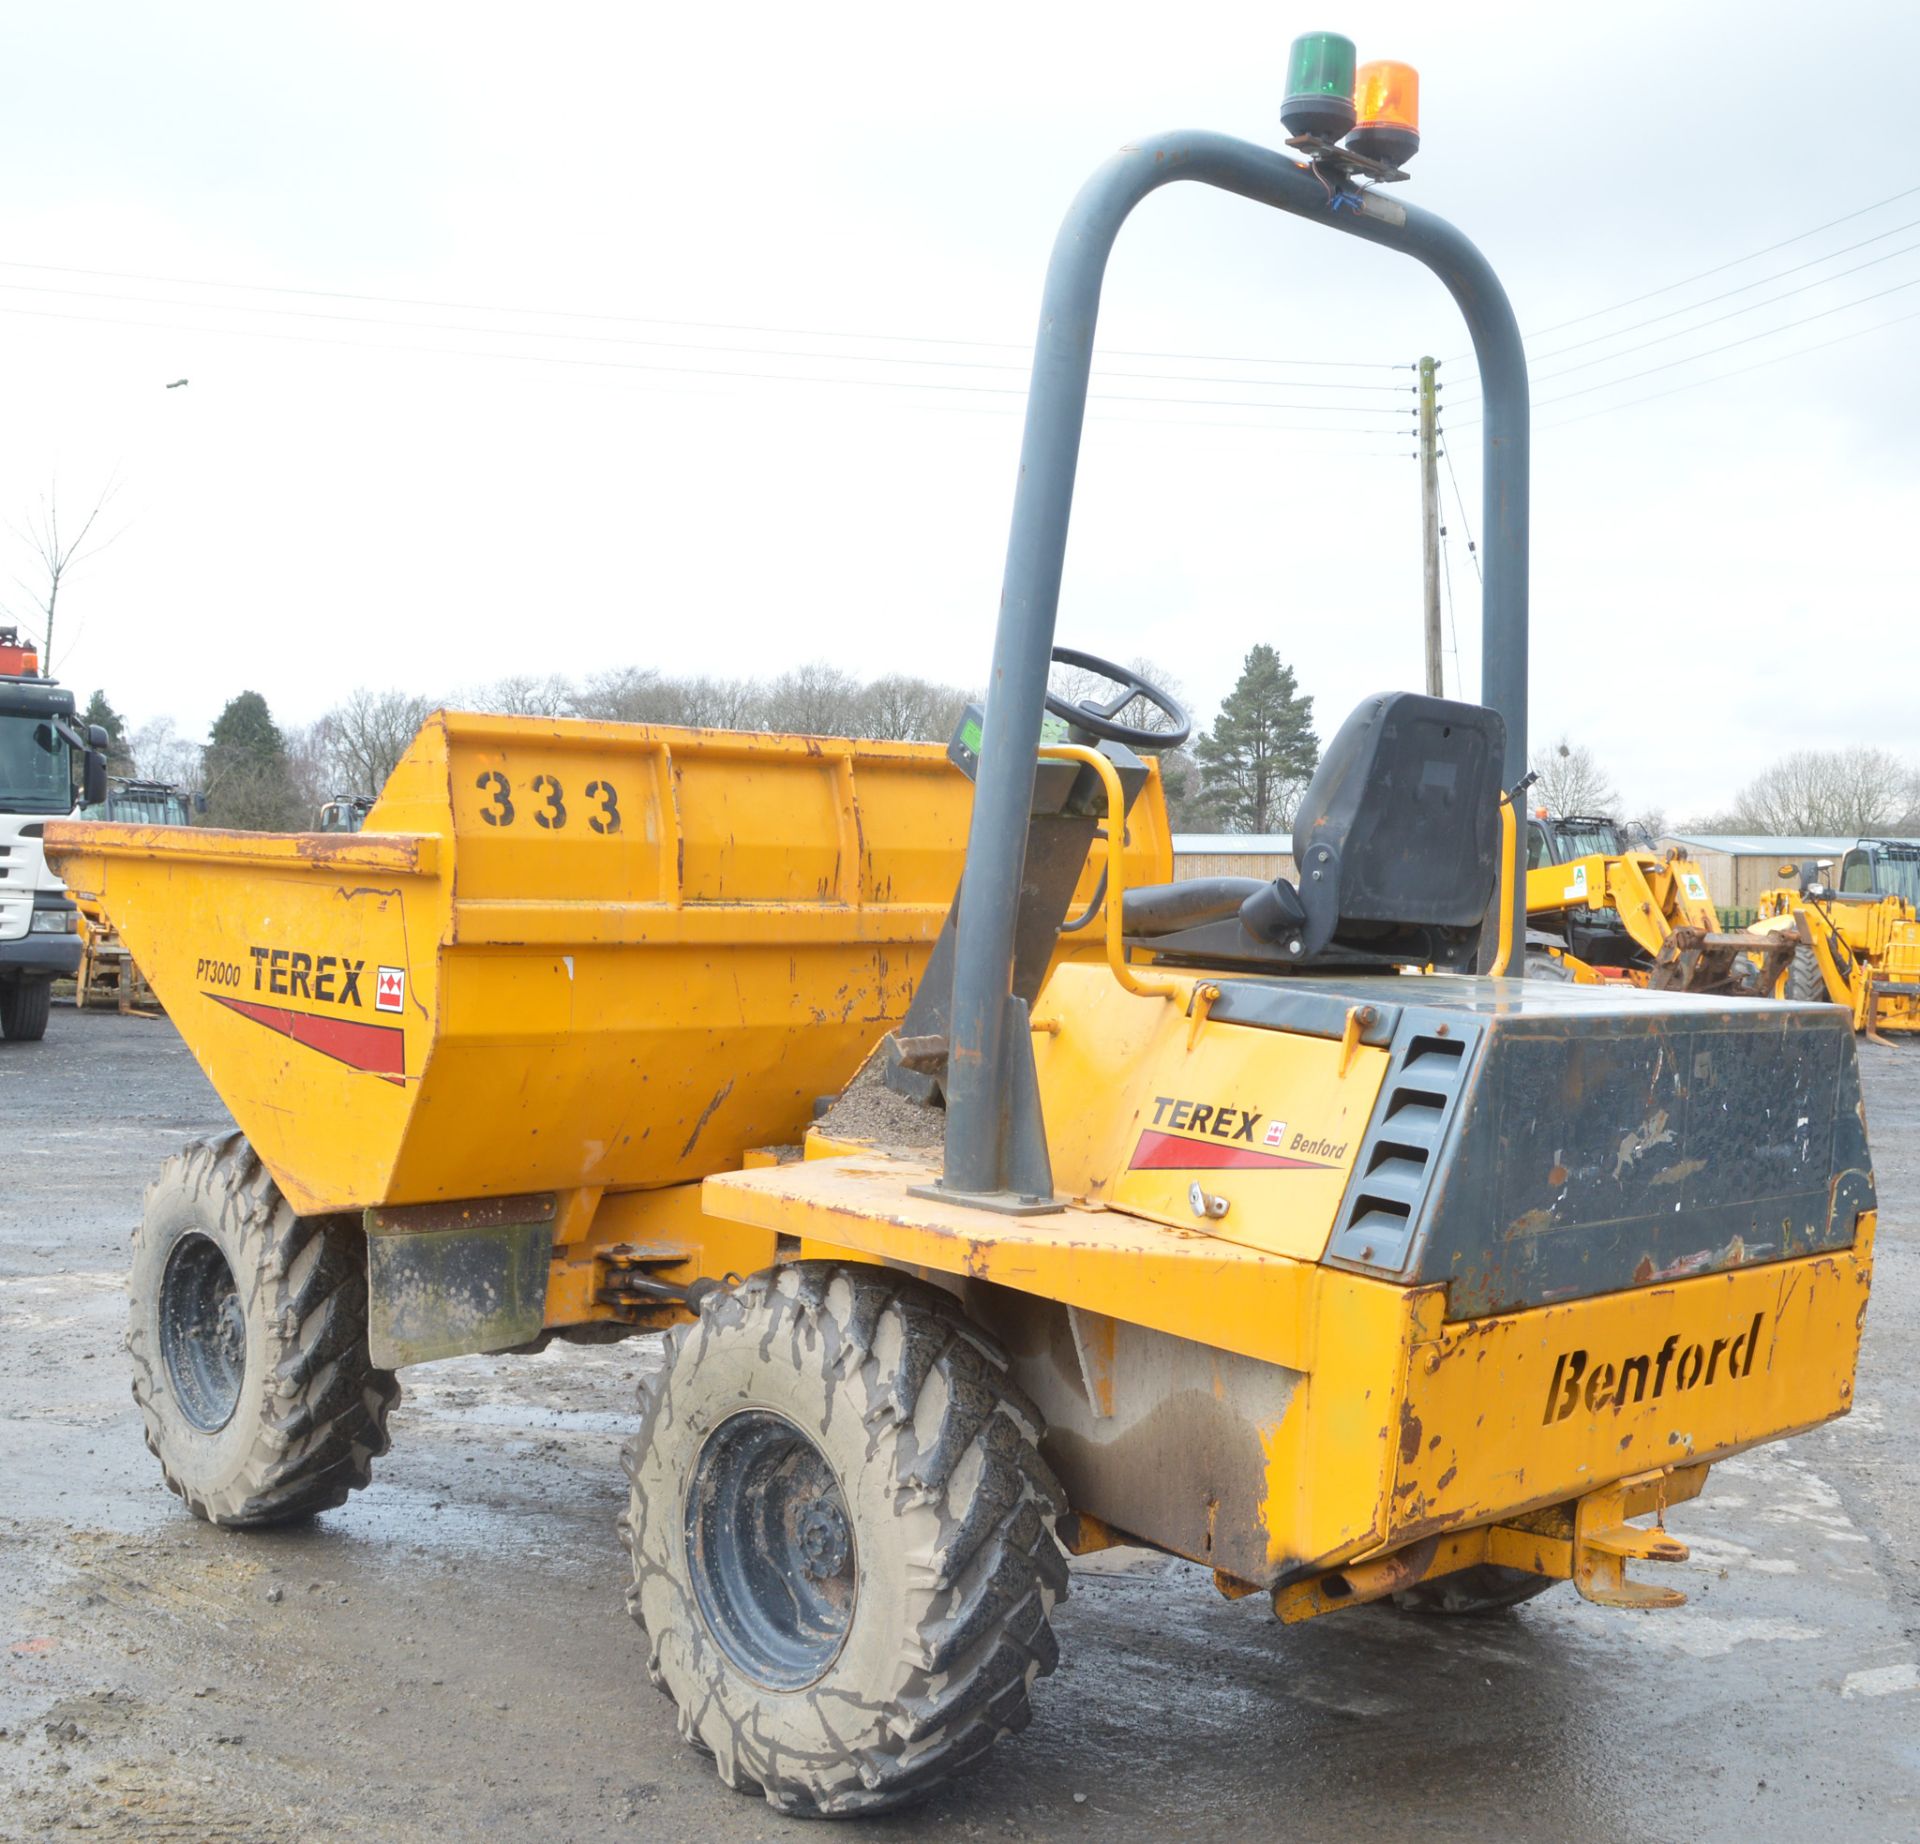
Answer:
xmin=1523 ymin=951 xmax=1575 ymax=983
xmin=0 ymin=977 xmax=52 ymax=1041
xmin=619 ymin=1263 xmax=1066 ymax=1817
xmin=1390 ymin=1563 xmax=1557 ymax=1615
xmin=1787 ymin=946 xmax=1828 ymax=1004
xmin=128 ymin=1131 xmax=400 ymax=1526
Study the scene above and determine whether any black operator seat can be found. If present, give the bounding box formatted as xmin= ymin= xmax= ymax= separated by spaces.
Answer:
xmin=1119 ymin=691 xmax=1506 ymax=973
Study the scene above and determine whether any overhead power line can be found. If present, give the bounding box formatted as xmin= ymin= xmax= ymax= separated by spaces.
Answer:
xmin=0 ymin=255 xmax=1401 ymax=374
xmin=1536 ymin=299 xmax=1920 ymax=432
xmin=1526 ymin=214 xmax=1920 ymax=364
xmin=1441 ymin=294 xmax=1920 ymax=440
xmin=1527 ymin=236 xmax=1920 ymax=384
xmin=0 ymin=298 xmax=1419 ymax=433
xmin=1446 ymin=178 xmax=1920 ymax=365
xmin=1451 ymin=238 xmax=1920 ymax=411
xmin=1439 ymin=443 xmax=1480 ymax=584
xmin=1531 ymin=270 xmax=1920 ymax=410
xmin=1444 ymin=266 xmax=1920 ymax=428
xmin=0 ymin=277 xmax=1417 ymax=395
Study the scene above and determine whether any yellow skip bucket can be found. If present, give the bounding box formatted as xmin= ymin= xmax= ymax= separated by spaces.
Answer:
xmin=46 ymin=712 xmax=1167 ymax=1214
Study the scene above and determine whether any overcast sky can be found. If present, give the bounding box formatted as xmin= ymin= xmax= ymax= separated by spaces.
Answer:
xmin=2 ymin=1 xmax=1915 ymax=820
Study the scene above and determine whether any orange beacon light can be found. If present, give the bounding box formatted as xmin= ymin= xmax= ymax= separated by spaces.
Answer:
xmin=1347 ymin=60 xmax=1419 ymax=166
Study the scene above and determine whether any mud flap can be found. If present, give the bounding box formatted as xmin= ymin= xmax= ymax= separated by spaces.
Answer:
xmin=365 ymin=1194 xmax=556 ymax=1367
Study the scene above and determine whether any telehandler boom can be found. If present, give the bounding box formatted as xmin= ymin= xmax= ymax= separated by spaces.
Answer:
xmin=1522 ymin=811 xmax=1793 ymax=996
xmin=46 ymin=61 xmax=1874 ymax=1821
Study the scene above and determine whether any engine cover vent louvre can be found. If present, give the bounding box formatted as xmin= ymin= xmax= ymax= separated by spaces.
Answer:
xmin=1325 ymin=1022 xmax=1482 ymax=1274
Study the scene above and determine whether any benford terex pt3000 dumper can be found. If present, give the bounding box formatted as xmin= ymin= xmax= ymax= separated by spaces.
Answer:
xmin=47 ymin=49 xmax=1874 ymax=1821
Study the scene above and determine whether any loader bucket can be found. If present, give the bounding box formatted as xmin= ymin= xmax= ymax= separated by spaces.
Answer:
xmin=45 ymin=712 xmax=1168 ymax=1215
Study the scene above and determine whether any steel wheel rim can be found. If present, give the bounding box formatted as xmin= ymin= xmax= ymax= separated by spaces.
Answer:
xmin=685 ymin=1409 xmax=857 ymax=1690
xmin=159 ymin=1232 xmax=246 ymax=1432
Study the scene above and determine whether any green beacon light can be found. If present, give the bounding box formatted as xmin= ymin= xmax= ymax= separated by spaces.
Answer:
xmin=1281 ymin=31 xmax=1357 ymax=141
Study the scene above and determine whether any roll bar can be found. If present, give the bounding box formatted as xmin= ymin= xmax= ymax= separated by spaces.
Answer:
xmin=941 ymin=130 xmax=1530 ymax=1203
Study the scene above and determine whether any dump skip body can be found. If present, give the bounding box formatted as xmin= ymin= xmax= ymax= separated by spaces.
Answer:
xmin=45 ymin=711 xmax=1168 ymax=1214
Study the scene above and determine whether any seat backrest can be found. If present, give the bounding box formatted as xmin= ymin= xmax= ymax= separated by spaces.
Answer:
xmin=1290 ymin=691 xmax=1505 ymax=959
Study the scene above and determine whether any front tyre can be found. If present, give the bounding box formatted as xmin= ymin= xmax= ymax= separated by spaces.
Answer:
xmin=620 ymin=1264 xmax=1067 ymax=1817
xmin=128 ymin=1132 xmax=400 ymax=1526
xmin=0 ymin=975 xmax=52 ymax=1041
xmin=1787 ymin=945 xmax=1828 ymax=1003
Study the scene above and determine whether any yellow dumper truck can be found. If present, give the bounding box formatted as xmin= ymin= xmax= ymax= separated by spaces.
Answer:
xmin=47 ymin=82 xmax=1875 ymax=1820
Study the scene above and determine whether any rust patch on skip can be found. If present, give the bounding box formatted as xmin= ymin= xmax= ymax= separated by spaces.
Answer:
xmin=293 ymin=832 xmax=426 ymax=871
xmin=1397 ymin=1401 xmax=1423 ymax=1466
xmin=679 ymin=1078 xmax=736 ymax=1159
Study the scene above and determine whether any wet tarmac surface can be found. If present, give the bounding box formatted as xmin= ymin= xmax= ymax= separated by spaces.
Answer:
xmin=3 ymin=1006 xmax=1918 ymax=1841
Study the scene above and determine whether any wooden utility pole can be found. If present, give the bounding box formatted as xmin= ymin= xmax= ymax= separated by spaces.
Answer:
xmin=1418 ymin=355 xmax=1442 ymax=697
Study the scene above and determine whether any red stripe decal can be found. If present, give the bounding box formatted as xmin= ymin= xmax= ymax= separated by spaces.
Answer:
xmin=1129 ymin=1129 xmax=1332 ymax=1172
xmin=209 ymin=993 xmax=405 ymax=1082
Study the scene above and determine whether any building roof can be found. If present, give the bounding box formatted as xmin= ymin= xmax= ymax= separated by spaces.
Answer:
xmin=1660 ymin=833 xmax=1863 ymax=858
xmin=1171 ymin=834 xmax=1294 ymax=853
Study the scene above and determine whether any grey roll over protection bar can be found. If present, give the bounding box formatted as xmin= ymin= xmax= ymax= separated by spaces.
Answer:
xmin=940 ymin=130 xmax=1529 ymax=1206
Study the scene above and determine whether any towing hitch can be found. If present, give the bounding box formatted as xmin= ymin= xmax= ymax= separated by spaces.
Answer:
xmin=1270 ymin=1465 xmax=1705 ymax=1623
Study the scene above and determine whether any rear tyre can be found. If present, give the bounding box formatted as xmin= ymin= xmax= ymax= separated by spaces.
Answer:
xmin=620 ymin=1263 xmax=1067 ymax=1817
xmin=1787 ymin=946 xmax=1827 ymax=1003
xmin=1524 ymin=951 xmax=1575 ymax=983
xmin=128 ymin=1131 xmax=400 ymax=1526
xmin=0 ymin=976 xmax=51 ymax=1041
xmin=1390 ymin=1564 xmax=1557 ymax=1615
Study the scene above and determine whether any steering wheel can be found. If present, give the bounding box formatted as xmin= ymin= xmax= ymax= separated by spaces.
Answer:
xmin=1043 ymin=646 xmax=1191 ymax=751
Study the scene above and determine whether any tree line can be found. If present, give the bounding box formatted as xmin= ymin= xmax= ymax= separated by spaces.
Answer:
xmin=1529 ymin=736 xmax=1920 ymax=841
xmin=81 ymin=646 xmax=1322 ymax=836
xmin=79 ymin=657 xmax=1911 ymax=845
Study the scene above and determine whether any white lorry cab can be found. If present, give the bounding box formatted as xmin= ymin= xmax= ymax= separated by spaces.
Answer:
xmin=1 ymin=626 xmax=108 ymax=1041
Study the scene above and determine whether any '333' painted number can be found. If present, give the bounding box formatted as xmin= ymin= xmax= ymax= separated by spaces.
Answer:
xmin=473 ymin=772 xmax=621 ymax=832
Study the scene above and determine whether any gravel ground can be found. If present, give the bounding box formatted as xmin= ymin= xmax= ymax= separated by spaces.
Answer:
xmin=2 ymin=1005 xmax=1917 ymax=1843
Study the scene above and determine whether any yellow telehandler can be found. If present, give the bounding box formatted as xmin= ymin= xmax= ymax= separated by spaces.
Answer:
xmin=46 ymin=94 xmax=1874 ymax=1819
xmin=1523 ymin=809 xmax=1792 ymax=996
xmin=1756 ymin=841 xmax=1920 ymax=1039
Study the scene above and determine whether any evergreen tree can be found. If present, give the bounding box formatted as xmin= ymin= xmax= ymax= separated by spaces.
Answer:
xmin=1192 ymin=645 xmax=1319 ymax=833
xmin=82 ymin=689 xmax=135 ymax=775
xmin=204 ymin=691 xmax=301 ymax=830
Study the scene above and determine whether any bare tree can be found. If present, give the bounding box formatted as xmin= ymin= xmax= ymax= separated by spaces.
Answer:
xmin=573 ymin=667 xmax=677 ymax=724
xmin=471 ymin=672 xmax=575 ymax=717
xmin=675 ymin=675 xmax=768 ymax=730
xmin=128 ymin=715 xmax=203 ymax=793
xmin=322 ymin=687 xmax=438 ymax=793
xmin=5 ymin=479 xmax=120 ymax=673
xmin=762 ymin=664 xmax=865 ymax=736
xmin=1529 ymin=737 xmax=1619 ymax=817
xmin=284 ymin=721 xmax=339 ymax=819
xmin=1722 ymin=748 xmax=1917 ymax=835
xmin=855 ymin=674 xmax=972 ymax=742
